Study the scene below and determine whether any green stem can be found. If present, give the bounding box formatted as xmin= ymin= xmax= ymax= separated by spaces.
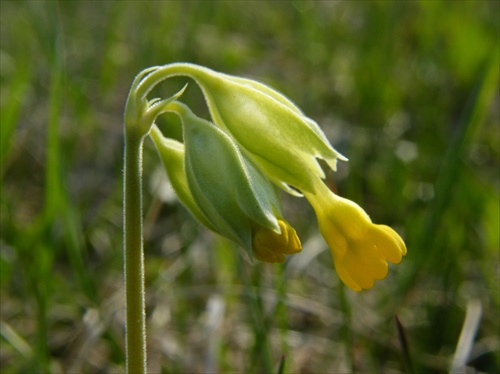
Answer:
xmin=123 ymin=131 xmax=147 ymax=373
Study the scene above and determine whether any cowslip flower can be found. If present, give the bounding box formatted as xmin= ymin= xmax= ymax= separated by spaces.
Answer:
xmin=305 ymin=181 xmax=407 ymax=291
xmin=138 ymin=64 xmax=406 ymax=290
xmin=149 ymin=101 xmax=301 ymax=263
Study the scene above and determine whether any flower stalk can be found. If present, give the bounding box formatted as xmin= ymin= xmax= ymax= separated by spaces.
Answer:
xmin=122 ymin=69 xmax=155 ymax=374
xmin=123 ymin=131 xmax=147 ymax=373
xmin=122 ymin=70 xmax=187 ymax=372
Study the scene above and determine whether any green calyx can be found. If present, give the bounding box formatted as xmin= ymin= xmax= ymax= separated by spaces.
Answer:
xmin=135 ymin=63 xmax=346 ymax=195
xmin=150 ymin=101 xmax=283 ymax=259
xmin=149 ymin=125 xmax=218 ymax=234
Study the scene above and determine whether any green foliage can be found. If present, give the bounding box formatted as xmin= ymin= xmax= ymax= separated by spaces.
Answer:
xmin=1 ymin=1 xmax=498 ymax=373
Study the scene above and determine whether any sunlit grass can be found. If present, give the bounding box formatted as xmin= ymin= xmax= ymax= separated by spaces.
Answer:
xmin=1 ymin=1 xmax=499 ymax=373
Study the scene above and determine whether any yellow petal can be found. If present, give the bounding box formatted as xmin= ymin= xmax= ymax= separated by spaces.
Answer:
xmin=252 ymin=219 xmax=302 ymax=263
xmin=371 ymin=225 xmax=407 ymax=263
xmin=305 ymin=182 xmax=407 ymax=291
xmin=335 ymin=264 xmax=362 ymax=291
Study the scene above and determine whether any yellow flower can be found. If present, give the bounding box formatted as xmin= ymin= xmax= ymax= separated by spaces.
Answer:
xmin=305 ymin=182 xmax=407 ymax=291
xmin=252 ymin=219 xmax=302 ymax=263
xmin=135 ymin=64 xmax=406 ymax=288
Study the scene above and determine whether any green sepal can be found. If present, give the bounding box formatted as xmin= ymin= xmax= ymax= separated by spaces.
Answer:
xmin=178 ymin=102 xmax=281 ymax=253
xmin=193 ymin=67 xmax=346 ymax=194
xmin=150 ymin=101 xmax=283 ymax=260
xmin=149 ymin=125 xmax=218 ymax=233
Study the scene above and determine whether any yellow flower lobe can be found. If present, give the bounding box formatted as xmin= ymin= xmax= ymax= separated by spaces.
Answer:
xmin=306 ymin=182 xmax=407 ymax=291
xmin=252 ymin=219 xmax=302 ymax=263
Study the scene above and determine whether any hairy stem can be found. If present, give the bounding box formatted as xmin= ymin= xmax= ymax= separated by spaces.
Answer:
xmin=123 ymin=131 xmax=147 ymax=373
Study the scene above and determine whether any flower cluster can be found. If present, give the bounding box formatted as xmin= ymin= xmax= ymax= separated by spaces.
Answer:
xmin=125 ymin=63 xmax=406 ymax=291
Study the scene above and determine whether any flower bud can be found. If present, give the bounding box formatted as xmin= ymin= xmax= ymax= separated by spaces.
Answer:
xmin=150 ymin=101 xmax=302 ymax=261
xmin=252 ymin=220 xmax=302 ymax=263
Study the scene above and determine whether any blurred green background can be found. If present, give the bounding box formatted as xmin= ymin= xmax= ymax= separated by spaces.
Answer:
xmin=1 ymin=1 xmax=498 ymax=373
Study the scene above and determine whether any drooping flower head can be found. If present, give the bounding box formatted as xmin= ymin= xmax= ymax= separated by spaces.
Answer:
xmin=139 ymin=63 xmax=406 ymax=290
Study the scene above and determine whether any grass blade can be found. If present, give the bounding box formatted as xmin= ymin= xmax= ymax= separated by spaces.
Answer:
xmin=0 ymin=62 xmax=31 ymax=175
xmin=450 ymin=299 xmax=482 ymax=373
xmin=395 ymin=315 xmax=414 ymax=374
xmin=276 ymin=354 xmax=286 ymax=374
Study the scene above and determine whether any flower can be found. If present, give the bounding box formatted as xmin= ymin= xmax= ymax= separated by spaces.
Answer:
xmin=252 ymin=219 xmax=302 ymax=263
xmin=305 ymin=181 xmax=407 ymax=291
xmin=138 ymin=64 xmax=406 ymax=290
xmin=149 ymin=101 xmax=302 ymax=262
